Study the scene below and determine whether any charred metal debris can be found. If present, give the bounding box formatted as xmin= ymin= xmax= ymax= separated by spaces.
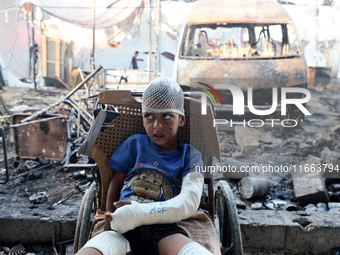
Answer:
xmin=0 ymin=66 xmax=103 ymax=184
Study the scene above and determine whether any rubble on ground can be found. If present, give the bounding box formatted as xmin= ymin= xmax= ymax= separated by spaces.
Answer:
xmin=215 ymin=87 xmax=340 ymax=213
xmin=0 ymin=81 xmax=339 ymax=253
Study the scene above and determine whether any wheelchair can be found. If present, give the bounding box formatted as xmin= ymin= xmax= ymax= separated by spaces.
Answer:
xmin=73 ymin=90 xmax=243 ymax=255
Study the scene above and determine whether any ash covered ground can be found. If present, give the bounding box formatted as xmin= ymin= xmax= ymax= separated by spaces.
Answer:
xmin=0 ymin=85 xmax=339 ymax=254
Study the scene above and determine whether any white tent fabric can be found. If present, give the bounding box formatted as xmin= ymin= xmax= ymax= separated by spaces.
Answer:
xmin=95 ymin=1 xmax=192 ymax=76
xmin=0 ymin=0 xmax=145 ymax=86
xmin=22 ymin=0 xmax=145 ymax=70
xmin=0 ymin=55 xmax=36 ymax=87
xmin=0 ymin=0 xmax=36 ymax=87
xmin=282 ymin=2 xmax=340 ymax=70
xmin=21 ymin=0 xmax=144 ymax=50
xmin=1 ymin=0 xmax=340 ymax=87
xmin=25 ymin=0 xmax=143 ymax=29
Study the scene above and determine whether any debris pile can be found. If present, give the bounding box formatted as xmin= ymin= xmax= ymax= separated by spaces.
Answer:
xmin=215 ymin=87 xmax=340 ymax=213
xmin=0 ymin=68 xmax=104 ymax=249
xmin=0 ymin=67 xmax=103 ymax=184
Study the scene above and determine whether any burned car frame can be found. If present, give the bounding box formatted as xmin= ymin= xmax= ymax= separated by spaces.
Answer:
xmin=173 ymin=0 xmax=309 ymax=124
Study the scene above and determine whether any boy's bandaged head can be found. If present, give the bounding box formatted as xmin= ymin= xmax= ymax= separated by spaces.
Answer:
xmin=142 ymin=76 xmax=185 ymax=116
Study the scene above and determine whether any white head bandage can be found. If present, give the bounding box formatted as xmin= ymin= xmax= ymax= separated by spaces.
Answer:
xmin=142 ymin=76 xmax=185 ymax=116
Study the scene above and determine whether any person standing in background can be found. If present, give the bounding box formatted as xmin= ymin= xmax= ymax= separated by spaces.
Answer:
xmin=129 ymin=51 xmax=143 ymax=69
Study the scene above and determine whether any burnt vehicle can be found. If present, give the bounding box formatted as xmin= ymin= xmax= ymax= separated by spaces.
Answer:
xmin=173 ymin=0 xmax=309 ymax=124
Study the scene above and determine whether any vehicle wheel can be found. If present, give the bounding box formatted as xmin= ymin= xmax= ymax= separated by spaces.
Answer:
xmin=215 ymin=180 xmax=243 ymax=255
xmin=73 ymin=181 xmax=97 ymax=253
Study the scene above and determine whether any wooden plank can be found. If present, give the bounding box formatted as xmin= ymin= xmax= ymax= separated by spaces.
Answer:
xmin=41 ymin=36 xmax=47 ymax=81
xmin=292 ymin=173 xmax=329 ymax=206
xmin=292 ymin=158 xmax=330 ymax=206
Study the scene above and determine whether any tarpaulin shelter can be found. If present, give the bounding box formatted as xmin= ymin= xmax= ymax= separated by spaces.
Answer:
xmin=0 ymin=0 xmax=146 ymax=87
xmin=1 ymin=0 xmax=339 ymax=88
xmin=0 ymin=0 xmax=193 ymax=87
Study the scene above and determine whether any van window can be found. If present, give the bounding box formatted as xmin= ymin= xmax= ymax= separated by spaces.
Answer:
xmin=181 ymin=24 xmax=302 ymax=59
xmin=254 ymin=25 xmax=282 ymax=56
xmin=287 ymin=24 xmax=301 ymax=55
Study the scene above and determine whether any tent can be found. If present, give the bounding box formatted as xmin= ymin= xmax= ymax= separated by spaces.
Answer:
xmin=0 ymin=0 xmax=193 ymax=88
xmin=1 ymin=0 xmax=339 ymax=87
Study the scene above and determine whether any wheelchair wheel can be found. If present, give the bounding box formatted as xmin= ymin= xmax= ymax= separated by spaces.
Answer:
xmin=73 ymin=181 xmax=97 ymax=253
xmin=215 ymin=180 xmax=243 ymax=255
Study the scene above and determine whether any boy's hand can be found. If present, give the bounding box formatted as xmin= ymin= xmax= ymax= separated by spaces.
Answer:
xmin=105 ymin=200 xmax=131 ymax=230
xmin=114 ymin=200 xmax=131 ymax=208
xmin=110 ymin=201 xmax=142 ymax=233
xmin=104 ymin=211 xmax=112 ymax=230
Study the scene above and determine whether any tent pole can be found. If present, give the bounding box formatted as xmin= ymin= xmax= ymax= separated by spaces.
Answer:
xmin=92 ymin=0 xmax=95 ymax=72
xmin=27 ymin=10 xmax=31 ymax=79
xmin=92 ymin=0 xmax=96 ymax=97
xmin=148 ymin=0 xmax=152 ymax=83
xmin=32 ymin=6 xmax=36 ymax=89
xmin=154 ymin=0 xmax=160 ymax=77
xmin=315 ymin=0 xmax=318 ymax=66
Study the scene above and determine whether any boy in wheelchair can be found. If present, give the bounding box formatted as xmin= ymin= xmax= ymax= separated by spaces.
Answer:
xmin=76 ymin=76 xmax=213 ymax=255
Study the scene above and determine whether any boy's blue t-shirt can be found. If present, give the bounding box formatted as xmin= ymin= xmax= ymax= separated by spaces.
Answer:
xmin=107 ymin=134 xmax=203 ymax=203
